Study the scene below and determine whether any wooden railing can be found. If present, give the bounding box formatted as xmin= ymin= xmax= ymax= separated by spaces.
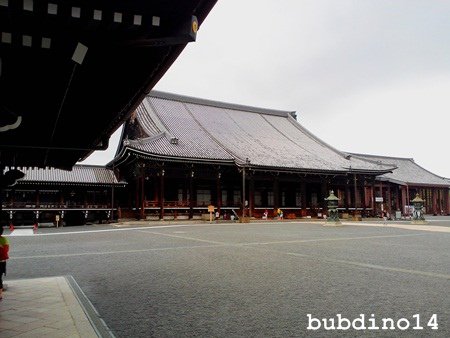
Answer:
xmin=1 ymin=202 xmax=111 ymax=209
xmin=144 ymin=200 xmax=190 ymax=208
xmin=143 ymin=200 xmax=245 ymax=208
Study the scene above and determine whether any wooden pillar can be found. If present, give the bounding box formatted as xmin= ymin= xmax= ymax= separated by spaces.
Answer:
xmin=189 ymin=169 xmax=194 ymax=219
xmin=321 ymin=181 xmax=328 ymax=210
xmin=406 ymin=185 xmax=410 ymax=216
xmin=387 ymin=185 xmax=392 ymax=214
xmin=442 ymin=189 xmax=446 ymax=215
xmin=216 ymin=171 xmax=222 ymax=214
xmin=353 ymin=174 xmax=358 ymax=214
xmin=160 ymin=169 xmax=165 ymax=219
xmin=363 ymin=186 xmax=368 ymax=210
xmin=140 ymin=171 xmax=145 ymax=220
xmin=301 ymin=181 xmax=307 ymax=208
xmin=154 ymin=176 xmax=159 ymax=205
xmin=401 ymin=186 xmax=407 ymax=216
xmin=135 ymin=178 xmax=140 ymax=217
xmin=345 ymin=179 xmax=351 ymax=211
xmin=379 ymin=181 xmax=383 ymax=215
xmin=242 ymin=167 xmax=246 ymax=218
xmin=444 ymin=188 xmax=449 ymax=215
xmin=182 ymin=178 xmax=188 ymax=202
xmin=432 ymin=188 xmax=438 ymax=215
xmin=395 ymin=186 xmax=400 ymax=211
xmin=363 ymin=183 xmax=370 ymax=210
xmin=371 ymin=181 xmax=375 ymax=216
xmin=249 ymin=176 xmax=255 ymax=218
xmin=273 ymin=176 xmax=279 ymax=210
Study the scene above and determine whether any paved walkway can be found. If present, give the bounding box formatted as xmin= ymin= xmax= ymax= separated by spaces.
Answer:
xmin=0 ymin=276 xmax=112 ymax=337
xmin=348 ymin=221 xmax=450 ymax=233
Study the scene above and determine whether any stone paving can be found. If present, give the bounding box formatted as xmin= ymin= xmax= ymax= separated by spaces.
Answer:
xmin=0 ymin=276 xmax=100 ymax=338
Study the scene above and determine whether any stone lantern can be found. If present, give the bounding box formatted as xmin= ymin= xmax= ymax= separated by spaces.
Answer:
xmin=411 ymin=193 xmax=427 ymax=224
xmin=324 ymin=190 xmax=341 ymax=225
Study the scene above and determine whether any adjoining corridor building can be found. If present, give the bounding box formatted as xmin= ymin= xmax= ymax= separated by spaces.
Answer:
xmin=1 ymin=165 xmax=125 ymax=226
xmin=1 ymin=92 xmax=449 ymax=225
xmin=348 ymin=154 xmax=449 ymax=217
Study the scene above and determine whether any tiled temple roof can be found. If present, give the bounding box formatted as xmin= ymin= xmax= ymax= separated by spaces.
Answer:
xmin=116 ymin=91 xmax=395 ymax=174
xmin=349 ymin=154 xmax=449 ymax=187
xmin=6 ymin=165 xmax=124 ymax=186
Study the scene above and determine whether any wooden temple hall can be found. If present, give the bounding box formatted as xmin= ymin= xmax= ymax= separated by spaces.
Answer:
xmin=108 ymin=91 xmax=449 ymax=221
xmin=2 ymin=92 xmax=449 ymax=225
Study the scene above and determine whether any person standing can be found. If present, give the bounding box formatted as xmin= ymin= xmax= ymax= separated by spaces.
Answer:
xmin=277 ymin=208 xmax=284 ymax=220
xmin=0 ymin=226 xmax=10 ymax=300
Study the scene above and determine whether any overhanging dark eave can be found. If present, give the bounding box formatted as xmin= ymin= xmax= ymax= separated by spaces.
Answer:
xmin=83 ymin=44 xmax=188 ymax=163
xmin=0 ymin=0 xmax=218 ymax=169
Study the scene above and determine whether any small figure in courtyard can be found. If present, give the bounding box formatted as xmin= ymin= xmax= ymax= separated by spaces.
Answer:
xmin=277 ymin=208 xmax=284 ymax=220
xmin=215 ymin=211 xmax=220 ymax=220
xmin=262 ymin=209 xmax=268 ymax=220
xmin=0 ymin=226 xmax=10 ymax=300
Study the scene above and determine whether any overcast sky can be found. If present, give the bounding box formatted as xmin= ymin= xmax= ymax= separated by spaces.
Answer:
xmin=81 ymin=0 xmax=450 ymax=178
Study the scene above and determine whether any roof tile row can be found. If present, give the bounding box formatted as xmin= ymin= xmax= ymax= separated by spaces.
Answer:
xmin=350 ymin=154 xmax=449 ymax=187
xmin=6 ymin=165 xmax=123 ymax=185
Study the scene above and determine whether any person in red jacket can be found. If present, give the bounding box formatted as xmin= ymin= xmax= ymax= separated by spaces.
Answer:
xmin=0 ymin=226 xmax=9 ymax=300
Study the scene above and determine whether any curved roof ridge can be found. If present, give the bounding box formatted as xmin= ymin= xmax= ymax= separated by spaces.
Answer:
xmin=149 ymin=90 xmax=296 ymax=118
xmin=72 ymin=164 xmax=111 ymax=169
xmin=126 ymin=132 xmax=166 ymax=147
xmin=140 ymin=98 xmax=174 ymax=138
xmin=114 ymin=124 xmax=126 ymax=158
xmin=134 ymin=105 xmax=156 ymax=137
xmin=117 ymin=147 xmax=236 ymax=165
xmin=348 ymin=152 xmax=415 ymax=162
xmin=345 ymin=153 xmax=398 ymax=167
xmin=286 ymin=115 xmax=350 ymax=161
xmin=406 ymin=160 xmax=448 ymax=181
